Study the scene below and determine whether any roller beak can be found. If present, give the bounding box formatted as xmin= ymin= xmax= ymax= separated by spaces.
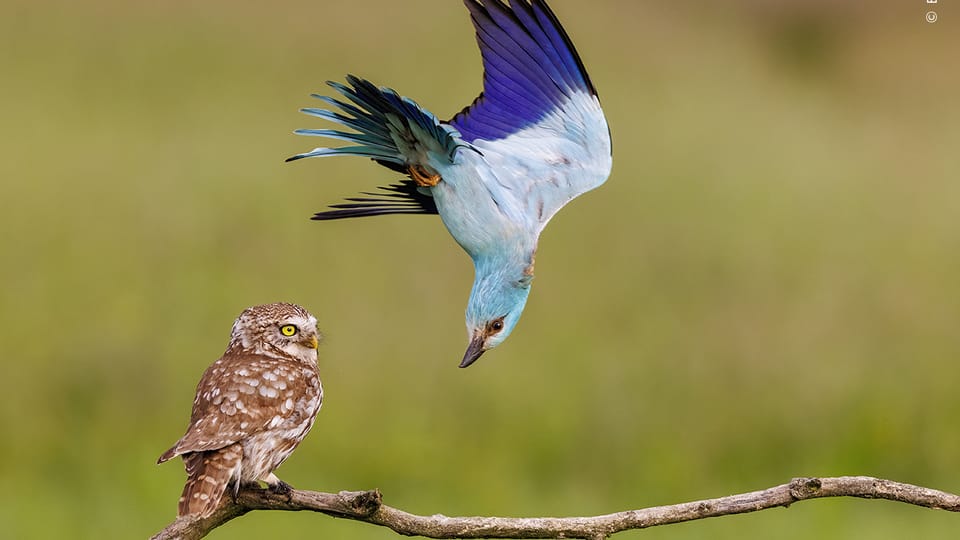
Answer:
xmin=459 ymin=336 xmax=486 ymax=368
xmin=302 ymin=335 xmax=319 ymax=350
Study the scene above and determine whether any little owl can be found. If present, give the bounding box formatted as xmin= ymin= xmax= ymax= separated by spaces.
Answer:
xmin=158 ymin=302 xmax=323 ymax=517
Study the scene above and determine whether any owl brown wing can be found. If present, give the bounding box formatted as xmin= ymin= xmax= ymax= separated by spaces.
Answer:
xmin=158 ymin=353 xmax=320 ymax=462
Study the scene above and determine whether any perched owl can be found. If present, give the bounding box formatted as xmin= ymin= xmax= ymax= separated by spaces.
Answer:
xmin=158 ymin=302 xmax=323 ymax=517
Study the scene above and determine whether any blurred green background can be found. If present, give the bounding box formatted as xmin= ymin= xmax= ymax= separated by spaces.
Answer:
xmin=2 ymin=0 xmax=958 ymax=538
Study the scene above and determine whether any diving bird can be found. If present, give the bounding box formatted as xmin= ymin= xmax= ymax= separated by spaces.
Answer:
xmin=288 ymin=0 xmax=612 ymax=368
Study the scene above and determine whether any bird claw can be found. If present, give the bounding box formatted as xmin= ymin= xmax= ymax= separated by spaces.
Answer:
xmin=268 ymin=480 xmax=294 ymax=495
xmin=409 ymin=164 xmax=441 ymax=187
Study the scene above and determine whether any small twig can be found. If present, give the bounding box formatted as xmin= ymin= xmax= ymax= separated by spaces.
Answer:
xmin=150 ymin=476 xmax=960 ymax=540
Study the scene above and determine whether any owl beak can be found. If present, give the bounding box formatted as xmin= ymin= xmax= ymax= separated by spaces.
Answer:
xmin=459 ymin=336 xmax=485 ymax=368
xmin=302 ymin=335 xmax=319 ymax=349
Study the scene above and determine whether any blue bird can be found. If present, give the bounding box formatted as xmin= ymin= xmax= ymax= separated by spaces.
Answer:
xmin=288 ymin=0 xmax=612 ymax=367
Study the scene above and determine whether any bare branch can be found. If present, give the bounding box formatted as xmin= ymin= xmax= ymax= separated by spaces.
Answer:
xmin=150 ymin=476 xmax=960 ymax=540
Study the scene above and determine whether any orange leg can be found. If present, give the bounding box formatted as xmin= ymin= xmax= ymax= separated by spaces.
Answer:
xmin=409 ymin=164 xmax=442 ymax=187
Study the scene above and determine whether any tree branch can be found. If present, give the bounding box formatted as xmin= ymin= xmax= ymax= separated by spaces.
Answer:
xmin=151 ymin=476 xmax=960 ymax=540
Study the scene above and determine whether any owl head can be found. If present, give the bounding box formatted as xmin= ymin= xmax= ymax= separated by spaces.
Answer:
xmin=227 ymin=302 xmax=320 ymax=363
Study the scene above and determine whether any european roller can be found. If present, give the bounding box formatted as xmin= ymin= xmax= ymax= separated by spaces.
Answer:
xmin=288 ymin=0 xmax=612 ymax=367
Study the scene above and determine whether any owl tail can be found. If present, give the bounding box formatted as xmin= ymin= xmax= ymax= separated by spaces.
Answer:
xmin=178 ymin=444 xmax=243 ymax=517
xmin=286 ymin=75 xmax=473 ymax=170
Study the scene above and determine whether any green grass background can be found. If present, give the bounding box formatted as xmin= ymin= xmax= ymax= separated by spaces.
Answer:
xmin=2 ymin=0 xmax=958 ymax=538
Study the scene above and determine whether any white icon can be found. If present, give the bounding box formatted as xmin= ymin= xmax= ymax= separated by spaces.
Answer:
xmin=926 ymin=11 xmax=938 ymax=23
xmin=926 ymin=0 xmax=937 ymax=4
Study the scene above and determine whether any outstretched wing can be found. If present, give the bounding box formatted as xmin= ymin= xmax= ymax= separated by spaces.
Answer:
xmin=291 ymin=0 xmax=610 ymax=225
xmin=450 ymin=0 xmax=596 ymax=141
xmin=450 ymin=0 xmax=612 ymax=231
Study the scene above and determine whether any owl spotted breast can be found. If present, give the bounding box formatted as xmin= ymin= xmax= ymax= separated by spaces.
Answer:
xmin=158 ymin=302 xmax=323 ymax=517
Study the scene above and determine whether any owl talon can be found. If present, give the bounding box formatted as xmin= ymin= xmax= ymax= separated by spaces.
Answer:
xmin=409 ymin=164 xmax=441 ymax=187
xmin=268 ymin=480 xmax=294 ymax=495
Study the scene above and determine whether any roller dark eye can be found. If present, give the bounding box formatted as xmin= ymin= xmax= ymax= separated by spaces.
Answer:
xmin=491 ymin=319 xmax=504 ymax=332
xmin=280 ymin=324 xmax=298 ymax=336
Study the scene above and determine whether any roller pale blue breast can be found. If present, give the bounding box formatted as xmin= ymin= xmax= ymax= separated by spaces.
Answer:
xmin=288 ymin=0 xmax=612 ymax=367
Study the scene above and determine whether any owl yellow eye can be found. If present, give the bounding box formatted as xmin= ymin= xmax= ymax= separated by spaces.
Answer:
xmin=280 ymin=324 xmax=298 ymax=336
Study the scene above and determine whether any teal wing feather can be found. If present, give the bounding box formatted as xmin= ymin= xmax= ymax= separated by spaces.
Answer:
xmin=287 ymin=75 xmax=470 ymax=167
xmin=289 ymin=75 xmax=469 ymax=219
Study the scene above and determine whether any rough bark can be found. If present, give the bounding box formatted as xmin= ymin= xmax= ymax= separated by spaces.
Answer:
xmin=151 ymin=476 xmax=960 ymax=540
